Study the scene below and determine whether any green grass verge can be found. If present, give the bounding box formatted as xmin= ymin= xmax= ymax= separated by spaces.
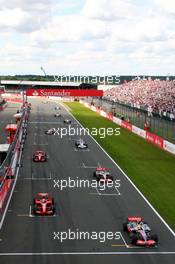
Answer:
xmin=65 ymin=102 xmax=175 ymax=229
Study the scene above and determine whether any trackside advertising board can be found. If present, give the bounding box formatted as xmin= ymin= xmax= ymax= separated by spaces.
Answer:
xmin=26 ymin=89 xmax=103 ymax=97
xmin=80 ymin=100 xmax=175 ymax=156
xmin=146 ymin=131 xmax=164 ymax=149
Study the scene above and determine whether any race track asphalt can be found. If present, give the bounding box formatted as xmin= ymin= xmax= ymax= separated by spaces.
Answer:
xmin=0 ymin=98 xmax=174 ymax=264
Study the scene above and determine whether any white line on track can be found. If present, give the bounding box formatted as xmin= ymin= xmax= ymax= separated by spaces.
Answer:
xmin=60 ymin=102 xmax=175 ymax=238
xmin=74 ymin=148 xmax=78 ymax=152
xmin=24 ymin=178 xmax=51 ymax=181
xmin=29 ymin=121 xmax=62 ymax=124
xmin=0 ymin=252 xmax=174 ymax=256
xmin=17 ymin=214 xmax=29 ymax=217
xmin=89 ymin=192 xmax=120 ymax=196
xmin=24 ymin=172 xmax=52 ymax=181
xmin=119 ymin=232 xmax=129 ymax=248
xmin=33 ymin=133 xmax=45 ymax=136
xmin=82 ymin=163 xmax=95 ymax=168
xmin=114 ymin=186 xmax=121 ymax=196
xmin=95 ymin=186 xmax=101 ymax=195
xmin=81 ymin=162 xmax=100 ymax=169
xmin=90 ymin=185 xmax=121 ymax=196
xmin=33 ymin=143 xmax=48 ymax=146
xmin=69 ymin=137 xmax=78 ymax=141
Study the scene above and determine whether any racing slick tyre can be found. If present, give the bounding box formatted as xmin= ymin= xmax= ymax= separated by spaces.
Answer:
xmin=151 ymin=234 xmax=158 ymax=243
xmin=32 ymin=205 xmax=38 ymax=215
xmin=51 ymin=205 xmax=55 ymax=215
xmin=123 ymin=223 xmax=128 ymax=232
xmin=130 ymin=234 xmax=138 ymax=245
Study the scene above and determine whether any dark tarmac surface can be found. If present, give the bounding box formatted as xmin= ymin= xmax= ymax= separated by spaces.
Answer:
xmin=0 ymin=98 xmax=174 ymax=264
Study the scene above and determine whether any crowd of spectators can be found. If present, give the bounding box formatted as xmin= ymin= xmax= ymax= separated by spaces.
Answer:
xmin=0 ymin=97 xmax=6 ymax=106
xmin=0 ymin=94 xmax=4 ymax=105
xmin=104 ymin=78 xmax=175 ymax=120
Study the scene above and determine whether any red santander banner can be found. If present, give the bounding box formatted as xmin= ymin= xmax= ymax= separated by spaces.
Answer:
xmin=146 ymin=131 xmax=164 ymax=149
xmin=107 ymin=114 xmax=113 ymax=121
xmin=121 ymin=120 xmax=132 ymax=131
xmin=26 ymin=89 xmax=103 ymax=97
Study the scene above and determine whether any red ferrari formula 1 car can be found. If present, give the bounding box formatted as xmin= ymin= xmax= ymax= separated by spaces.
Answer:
xmin=93 ymin=167 xmax=113 ymax=182
xmin=33 ymin=150 xmax=47 ymax=162
xmin=32 ymin=193 xmax=55 ymax=216
xmin=123 ymin=216 xmax=158 ymax=247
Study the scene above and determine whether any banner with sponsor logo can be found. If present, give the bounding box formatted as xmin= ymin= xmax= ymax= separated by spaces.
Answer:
xmin=90 ymin=105 xmax=97 ymax=112
xmin=132 ymin=125 xmax=146 ymax=139
xmin=26 ymin=89 xmax=103 ymax=97
xmin=146 ymin=131 xmax=164 ymax=149
xmin=113 ymin=117 xmax=122 ymax=126
xmin=84 ymin=102 xmax=89 ymax=107
xmin=96 ymin=108 xmax=101 ymax=114
xmin=80 ymin=100 xmax=175 ymax=155
xmin=100 ymin=110 xmax=107 ymax=118
xmin=107 ymin=114 xmax=113 ymax=121
xmin=121 ymin=120 xmax=132 ymax=131
xmin=163 ymin=140 xmax=175 ymax=155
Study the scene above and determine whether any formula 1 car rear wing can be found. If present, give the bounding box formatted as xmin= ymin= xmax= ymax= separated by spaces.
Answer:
xmin=127 ymin=216 xmax=143 ymax=222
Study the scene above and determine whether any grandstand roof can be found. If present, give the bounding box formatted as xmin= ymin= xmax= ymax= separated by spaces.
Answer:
xmin=0 ymin=80 xmax=81 ymax=87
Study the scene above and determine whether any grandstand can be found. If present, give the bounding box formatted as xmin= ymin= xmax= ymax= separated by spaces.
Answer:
xmin=0 ymin=94 xmax=3 ymax=105
xmin=104 ymin=79 xmax=175 ymax=119
xmin=0 ymin=87 xmax=6 ymax=108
